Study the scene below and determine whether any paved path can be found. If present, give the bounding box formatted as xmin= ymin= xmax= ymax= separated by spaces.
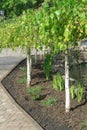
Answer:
xmin=0 ymin=49 xmax=43 ymax=130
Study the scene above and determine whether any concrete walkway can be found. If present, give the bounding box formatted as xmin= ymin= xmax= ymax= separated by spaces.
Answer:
xmin=0 ymin=49 xmax=43 ymax=130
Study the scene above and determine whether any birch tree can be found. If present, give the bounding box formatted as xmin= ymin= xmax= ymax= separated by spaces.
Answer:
xmin=0 ymin=0 xmax=87 ymax=111
xmin=0 ymin=10 xmax=39 ymax=87
xmin=35 ymin=0 xmax=87 ymax=112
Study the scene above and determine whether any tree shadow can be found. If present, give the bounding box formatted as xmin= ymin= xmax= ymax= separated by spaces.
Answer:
xmin=32 ymin=71 xmax=45 ymax=78
xmin=31 ymin=80 xmax=48 ymax=86
xmin=71 ymin=99 xmax=87 ymax=111
xmin=25 ymin=94 xmax=46 ymax=101
xmin=35 ymin=94 xmax=47 ymax=101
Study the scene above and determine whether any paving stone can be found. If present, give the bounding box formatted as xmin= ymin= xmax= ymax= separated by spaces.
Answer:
xmin=0 ymin=116 xmax=6 ymax=123
xmin=0 ymin=49 xmax=43 ymax=130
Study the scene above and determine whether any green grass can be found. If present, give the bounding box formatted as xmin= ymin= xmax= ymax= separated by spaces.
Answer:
xmin=80 ymin=119 xmax=87 ymax=129
xmin=53 ymin=73 xmax=64 ymax=91
xmin=27 ymin=86 xmax=42 ymax=100
xmin=17 ymin=77 xmax=27 ymax=84
xmin=41 ymin=97 xmax=58 ymax=106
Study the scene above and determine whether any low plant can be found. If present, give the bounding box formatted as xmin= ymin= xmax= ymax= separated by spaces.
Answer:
xmin=80 ymin=118 xmax=87 ymax=129
xmin=17 ymin=66 xmax=27 ymax=84
xmin=43 ymin=54 xmax=53 ymax=80
xmin=70 ymin=83 xmax=84 ymax=102
xmin=53 ymin=73 xmax=64 ymax=91
xmin=53 ymin=75 xmax=58 ymax=91
xmin=70 ymin=85 xmax=76 ymax=99
xmin=17 ymin=77 xmax=27 ymax=84
xmin=77 ymin=83 xmax=84 ymax=102
xmin=27 ymin=86 xmax=42 ymax=100
xmin=41 ymin=98 xmax=57 ymax=106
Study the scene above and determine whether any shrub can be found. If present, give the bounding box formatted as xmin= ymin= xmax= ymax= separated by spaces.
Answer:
xmin=70 ymin=85 xmax=76 ymax=99
xmin=27 ymin=86 xmax=42 ymax=100
xmin=77 ymin=83 xmax=84 ymax=102
xmin=53 ymin=73 xmax=64 ymax=91
xmin=43 ymin=54 xmax=53 ymax=80
xmin=41 ymin=98 xmax=57 ymax=106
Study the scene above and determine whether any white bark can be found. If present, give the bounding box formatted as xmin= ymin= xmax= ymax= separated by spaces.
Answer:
xmin=34 ymin=49 xmax=37 ymax=64
xmin=27 ymin=48 xmax=31 ymax=87
xmin=65 ymin=49 xmax=70 ymax=112
xmin=40 ymin=50 xmax=43 ymax=60
xmin=43 ymin=46 xmax=45 ymax=58
xmin=39 ymin=46 xmax=45 ymax=60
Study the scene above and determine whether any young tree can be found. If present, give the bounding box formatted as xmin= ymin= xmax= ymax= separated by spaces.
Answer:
xmin=35 ymin=0 xmax=87 ymax=112
xmin=0 ymin=9 xmax=41 ymax=87
xmin=0 ymin=0 xmax=87 ymax=111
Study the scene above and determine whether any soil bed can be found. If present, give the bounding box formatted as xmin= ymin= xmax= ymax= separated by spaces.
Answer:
xmin=2 ymin=59 xmax=87 ymax=130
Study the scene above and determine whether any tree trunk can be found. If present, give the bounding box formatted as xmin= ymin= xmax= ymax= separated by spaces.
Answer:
xmin=26 ymin=47 xmax=31 ymax=87
xmin=43 ymin=45 xmax=45 ymax=58
xmin=65 ymin=49 xmax=70 ymax=112
xmin=40 ymin=49 xmax=43 ymax=60
xmin=34 ymin=49 xmax=37 ymax=64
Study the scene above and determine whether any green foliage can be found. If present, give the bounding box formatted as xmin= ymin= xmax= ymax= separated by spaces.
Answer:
xmin=35 ymin=0 xmax=87 ymax=52
xmin=70 ymin=85 xmax=76 ymax=99
xmin=41 ymin=98 xmax=57 ymax=106
xmin=17 ymin=77 xmax=27 ymax=84
xmin=0 ymin=9 xmax=39 ymax=51
xmin=27 ymin=86 xmax=42 ymax=100
xmin=0 ymin=0 xmax=43 ymax=18
xmin=53 ymin=75 xmax=58 ymax=91
xmin=80 ymin=118 xmax=87 ymax=129
xmin=53 ymin=73 xmax=64 ymax=91
xmin=43 ymin=54 xmax=53 ymax=80
xmin=0 ymin=0 xmax=87 ymax=52
xmin=70 ymin=83 xmax=84 ymax=102
xmin=0 ymin=16 xmax=4 ymax=22
xmin=77 ymin=83 xmax=84 ymax=102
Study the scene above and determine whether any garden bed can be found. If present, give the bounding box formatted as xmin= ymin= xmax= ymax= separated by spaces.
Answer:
xmin=2 ymin=59 xmax=87 ymax=130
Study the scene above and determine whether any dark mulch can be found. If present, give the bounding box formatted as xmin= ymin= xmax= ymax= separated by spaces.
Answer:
xmin=2 ymin=59 xmax=87 ymax=130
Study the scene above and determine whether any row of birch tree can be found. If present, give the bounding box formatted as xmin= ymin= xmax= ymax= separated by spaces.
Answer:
xmin=0 ymin=0 xmax=87 ymax=112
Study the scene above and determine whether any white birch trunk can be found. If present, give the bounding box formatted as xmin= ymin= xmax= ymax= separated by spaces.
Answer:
xmin=34 ymin=49 xmax=37 ymax=64
xmin=27 ymin=48 xmax=31 ymax=87
xmin=43 ymin=46 xmax=45 ymax=59
xmin=39 ymin=46 xmax=45 ymax=60
xmin=40 ymin=50 xmax=43 ymax=60
xmin=65 ymin=49 xmax=70 ymax=112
